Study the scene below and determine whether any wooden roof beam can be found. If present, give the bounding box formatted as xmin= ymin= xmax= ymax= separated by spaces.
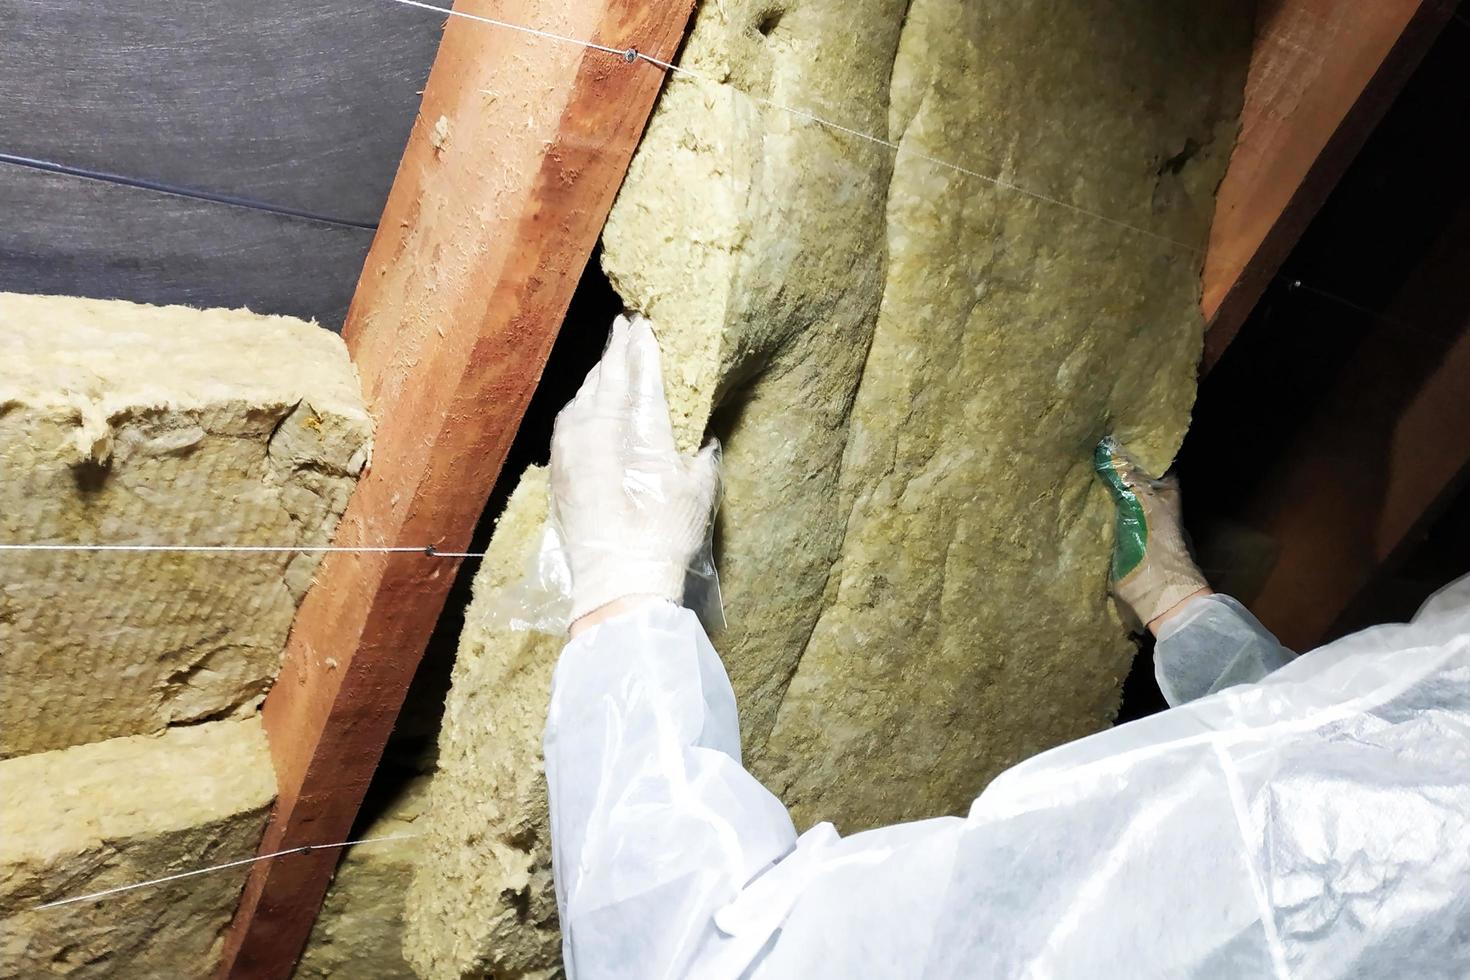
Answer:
xmin=1243 ymin=197 xmax=1470 ymax=650
xmin=1200 ymin=0 xmax=1455 ymax=372
xmin=214 ymin=1 xmax=695 ymax=975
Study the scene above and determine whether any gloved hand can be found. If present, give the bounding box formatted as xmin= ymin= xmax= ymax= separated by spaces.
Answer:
xmin=1093 ymin=436 xmax=1209 ymax=630
xmin=550 ymin=313 xmax=721 ymax=626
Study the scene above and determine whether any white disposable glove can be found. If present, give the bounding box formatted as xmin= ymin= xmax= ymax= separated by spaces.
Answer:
xmin=549 ymin=313 xmax=721 ymax=625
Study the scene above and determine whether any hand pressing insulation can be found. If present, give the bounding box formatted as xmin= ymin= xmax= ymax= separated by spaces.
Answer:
xmin=549 ymin=313 xmax=721 ymax=629
xmin=1093 ymin=436 xmax=1210 ymax=630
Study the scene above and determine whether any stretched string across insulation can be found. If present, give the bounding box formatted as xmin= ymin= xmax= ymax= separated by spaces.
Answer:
xmin=0 ymin=0 xmax=1438 ymax=570
xmin=380 ymin=0 xmax=1447 ymax=331
xmin=0 ymin=543 xmax=486 ymax=558
xmin=0 ymin=5 xmax=1195 ymax=569
xmin=384 ymin=0 xmax=631 ymax=58
xmin=31 ymin=833 xmax=422 ymax=911
xmin=381 ymin=0 xmax=1200 ymax=252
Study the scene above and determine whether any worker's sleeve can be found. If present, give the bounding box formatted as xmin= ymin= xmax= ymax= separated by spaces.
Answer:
xmin=542 ymin=601 xmax=799 ymax=980
xmin=1151 ymin=593 xmax=1295 ymax=706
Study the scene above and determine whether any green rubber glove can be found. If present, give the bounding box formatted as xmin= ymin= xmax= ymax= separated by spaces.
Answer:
xmin=1094 ymin=436 xmax=1208 ymax=629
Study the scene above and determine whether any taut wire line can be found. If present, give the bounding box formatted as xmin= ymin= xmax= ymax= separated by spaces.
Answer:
xmin=667 ymin=59 xmax=1201 ymax=252
xmin=381 ymin=0 xmax=1457 ymax=339
xmin=0 ymin=152 xmax=377 ymax=231
xmin=383 ymin=0 xmax=629 ymax=58
xmin=0 ymin=544 xmax=486 ymax=559
xmin=380 ymin=0 xmax=1200 ymax=252
xmin=31 ymin=833 xmax=422 ymax=911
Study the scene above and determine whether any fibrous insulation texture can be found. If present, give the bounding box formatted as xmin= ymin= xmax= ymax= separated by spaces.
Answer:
xmin=405 ymin=474 xmax=565 ymax=980
xmin=407 ymin=1 xmax=1251 ymax=975
xmin=295 ymin=776 xmax=434 ymax=980
xmin=0 ymin=293 xmax=372 ymax=757
xmin=0 ymin=718 xmax=276 ymax=977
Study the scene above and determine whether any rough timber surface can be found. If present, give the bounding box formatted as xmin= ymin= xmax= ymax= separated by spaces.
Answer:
xmin=410 ymin=0 xmax=1251 ymax=971
xmin=0 ymin=718 xmax=276 ymax=978
xmin=0 ymin=293 xmax=371 ymax=757
xmin=1199 ymin=0 xmax=1455 ymax=369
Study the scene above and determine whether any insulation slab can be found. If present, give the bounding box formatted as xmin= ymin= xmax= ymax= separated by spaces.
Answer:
xmin=407 ymin=1 xmax=1252 ymax=974
xmin=0 ymin=293 xmax=372 ymax=757
xmin=0 ymin=718 xmax=276 ymax=977
xmin=402 ymin=473 xmax=564 ymax=980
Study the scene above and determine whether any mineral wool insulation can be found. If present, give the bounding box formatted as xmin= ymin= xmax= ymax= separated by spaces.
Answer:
xmin=0 ymin=294 xmax=372 ymax=757
xmin=407 ymin=1 xmax=1252 ymax=975
xmin=296 ymin=777 xmax=434 ymax=980
xmin=0 ymin=720 xmax=276 ymax=977
xmin=0 ymin=294 xmax=372 ymax=976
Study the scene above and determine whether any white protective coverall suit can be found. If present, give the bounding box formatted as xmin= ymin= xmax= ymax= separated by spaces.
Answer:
xmin=543 ymin=317 xmax=1470 ymax=979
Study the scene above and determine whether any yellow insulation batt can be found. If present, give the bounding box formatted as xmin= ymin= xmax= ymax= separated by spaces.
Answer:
xmin=0 ymin=718 xmax=276 ymax=977
xmin=407 ymin=1 xmax=1251 ymax=974
xmin=0 ymin=293 xmax=372 ymax=757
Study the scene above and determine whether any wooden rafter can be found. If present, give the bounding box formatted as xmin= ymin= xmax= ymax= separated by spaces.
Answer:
xmin=215 ymin=1 xmax=695 ymax=975
xmin=1200 ymin=0 xmax=1455 ymax=372
xmin=1245 ymin=198 xmax=1470 ymax=650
